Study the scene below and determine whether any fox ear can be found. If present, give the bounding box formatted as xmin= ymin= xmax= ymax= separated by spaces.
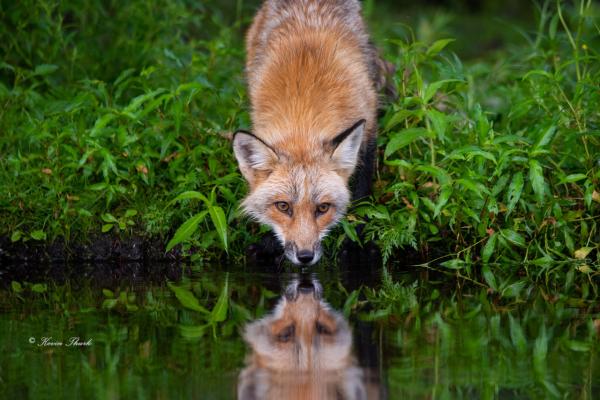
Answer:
xmin=330 ymin=119 xmax=366 ymax=177
xmin=233 ymin=130 xmax=279 ymax=186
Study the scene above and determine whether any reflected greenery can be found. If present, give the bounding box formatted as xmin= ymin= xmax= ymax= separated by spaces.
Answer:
xmin=1 ymin=266 xmax=597 ymax=398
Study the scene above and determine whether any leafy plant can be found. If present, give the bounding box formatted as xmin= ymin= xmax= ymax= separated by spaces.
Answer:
xmin=165 ymin=190 xmax=229 ymax=253
xmin=101 ymin=209 xmax=138 ymax=233
xmin=0 ymin=0 xmax=598 ymax=289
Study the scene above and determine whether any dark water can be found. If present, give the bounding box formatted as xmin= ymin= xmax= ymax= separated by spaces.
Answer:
xmin=0 ymin=263 xmax=598 ymax=399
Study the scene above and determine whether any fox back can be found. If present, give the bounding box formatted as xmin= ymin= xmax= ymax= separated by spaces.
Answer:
xmin=234 ymin=0 xmax=380 ymax=265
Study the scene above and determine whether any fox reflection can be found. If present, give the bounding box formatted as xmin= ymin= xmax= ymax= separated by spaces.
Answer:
xmin=238 ymin=279 xmax=374 ymax=400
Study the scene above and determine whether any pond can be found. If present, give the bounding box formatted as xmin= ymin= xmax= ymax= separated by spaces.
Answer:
xmin=0 ymin=262 xmax=598 ymax=399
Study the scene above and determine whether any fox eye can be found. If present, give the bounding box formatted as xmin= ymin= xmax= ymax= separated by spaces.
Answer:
xmin=276 ymin=325 xmax=295 ymax=343
xmin=316 ymin=203 xmax=330 ymax=215
xmin=316 ymin=322 xmax=333 ymax=335
xmin=274 ymin=201 xmax=291 ymax=214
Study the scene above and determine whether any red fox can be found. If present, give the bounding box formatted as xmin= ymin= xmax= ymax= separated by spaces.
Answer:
xmin=238 ymin=279 xmax=376 ymax=399
xmin=233 ymin=0 xmax=391 ymax=265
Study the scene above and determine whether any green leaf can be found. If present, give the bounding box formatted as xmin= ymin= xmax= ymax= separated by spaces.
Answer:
xmin=208 ymin=206 xmax=228 ymax=253
xmin=101 ymin=224 xmax=113 ymax=233
xmin=502 ymin=280 xmax=526 ymax=298
xmin=423 ymin=79 xmax=462 ymax=103
xmin=10 ymin=230 xmax=22 ymax=242
xmin=123 ymin=88 xmax=167 ymax=115
xmin=385 ymin=128 xmax=434 ymax=158
xmin=168 ymin=282 xmax=209 ymax=314
xmin=482 ymin=233 xmax=497 ymax=264
xmin=78 ymin=209 xmax=93 ymax=217
xmin=549 ymin=13 xmax=559 ymax=39
xmin=167 ymin=191 xmax=209 ymax=207
xmin=102 ymin=289 xmax=114 ymax=298
xmin=343 ymin=289 xmax=360 ymax=319
xmin=90 ymin=113 xmax=116 ymax=137
xmin=426 ymin=38 xmax=455 ymax=56
xmin=384 ymin=109 xmax=420 ymax=132
xmin=456 ymin=178 xmax=489 ymax=198
xmin=559 ymin=174 xmax=587 ymax=184
xmin=492 ymin=174 xmax=510 ymax=197
xmin=11 ymin=281 xmax=23 ymax=293
xmin=210 ymin=275 xmax=229 ymax=323
xmin=532 ymin=125 xmax=557 ymax=151
xmin=565 ymin=340 xmax=591 ymax=352
xmin=88 ymin=183 xmax=107 ymax=191
xmin=33 ymin=64 xmax=58 ymax=76
xmin=528 ymin=160 xmax=545 ymax=204
xmin=481 ymin=264 xmax=497 ymax=290
xmin=506 ymin=172 xmax=524 ymax=216
xmin=500 ymin=229 xmax=526 ymax=248
xmin=415 ymin=165 xmax=453 ymax=186
xmin=179 ymin=324 xmax=208 ymax=340
xmin=448 ymin=146 xmax=497 ymax=164
xmin=101 ymin=213 xmax=118 ymax=223
xmin=30 ymin=230 xmax=46 ymax=241
xmin=124 ymin=209 xmax=138 ymax=218
xmin=165 ymin=211 xmax=208 ymax=252
xmin=533 ymin=326 xmax=548 ymax=376
xmin=360 ymin=306 xmax=391 ymax=321
xmin=563 ymin=229 xmax=574 ymax=254
xmin=522 ymin=69 xmax=553 ymax=80
xmin=434 ymin=185 xmax=453 ymax=218
xmin=427 ymin=108 xmax=448 ymax=141
xmin=509 ymin=314 xmax=527 ymax=353
xmin=31 ymin=283 xmax=47 ymax=293
xmin=440 ymin=258 xmax=465 ymax=270
xmin=341 ymin=219 xmax=359 ymax=243
xmin=102 ymin=299 xmax=118 ymax=310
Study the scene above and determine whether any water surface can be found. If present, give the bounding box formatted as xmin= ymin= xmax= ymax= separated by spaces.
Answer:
xmin=0 ymin=262 xmax=597 ymax=399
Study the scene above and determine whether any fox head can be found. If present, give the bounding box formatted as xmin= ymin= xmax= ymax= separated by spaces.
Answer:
xmin=233 ymin=120 xmax=365 ymax=265
xmin=242 ymin=279 xmax=352 ymax=371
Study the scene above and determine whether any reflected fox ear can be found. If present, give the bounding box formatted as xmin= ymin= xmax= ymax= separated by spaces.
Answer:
xmin=233 ymin=130 xmax=279 ymax=186
xmin=330 ymin=119 xmax=365 ymax=178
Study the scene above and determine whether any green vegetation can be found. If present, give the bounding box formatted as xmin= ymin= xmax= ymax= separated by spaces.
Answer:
xmin=1 ymin=0 xmax=599 ymax=287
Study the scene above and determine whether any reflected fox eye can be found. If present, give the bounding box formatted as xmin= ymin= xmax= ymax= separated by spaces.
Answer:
xmin=274 ymin=201 xmax=291 ymax=214
xmin=316 ymin=203 xmax=330 ymax=215
xmin=316 ymin=322 xmax=333 ymax=335
xmin=276 ymin=325 xmax=295 ymax=342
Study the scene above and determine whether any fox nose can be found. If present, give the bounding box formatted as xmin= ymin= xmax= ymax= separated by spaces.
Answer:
xmin=297 ymin=250 xmax=314 ymax=264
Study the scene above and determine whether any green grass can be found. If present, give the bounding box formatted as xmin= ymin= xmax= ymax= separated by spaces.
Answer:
xmin=1 ymin=1 xmax=599 ymax=286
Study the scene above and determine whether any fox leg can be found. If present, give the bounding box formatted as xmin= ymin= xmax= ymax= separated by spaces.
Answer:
xmin=352 ymin=135 xmax=377 ymax=202
xmin=339 ymin=134 xmax=381 ymax=266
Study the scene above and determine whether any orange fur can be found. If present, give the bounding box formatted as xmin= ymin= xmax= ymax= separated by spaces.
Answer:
xmin=233 ymin=0 xmax=382 ymax=265
xmin=246 ymin=0 xmax=377 ymax=157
